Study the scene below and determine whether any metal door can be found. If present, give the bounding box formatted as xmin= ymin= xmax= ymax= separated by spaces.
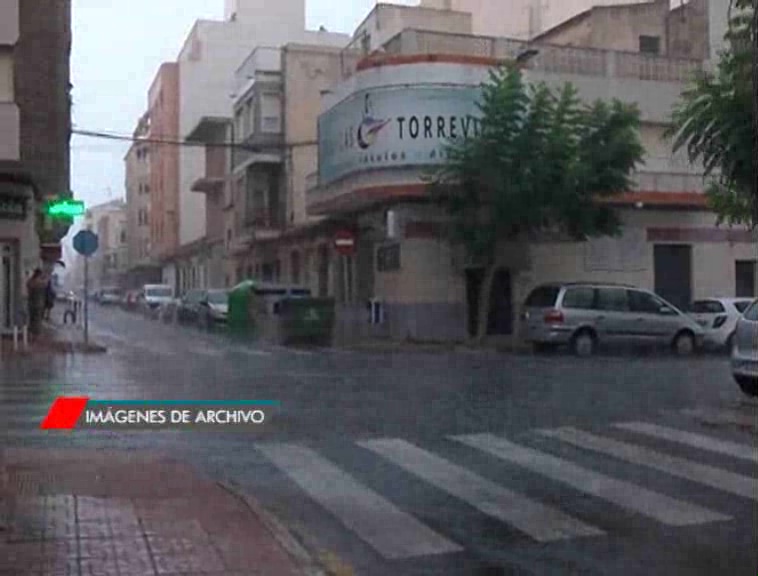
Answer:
xmin=654 ymin=244 xmax=692 ymax=311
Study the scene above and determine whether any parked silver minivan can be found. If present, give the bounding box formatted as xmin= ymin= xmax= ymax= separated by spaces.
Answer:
xmin=731 ymin=299 xmax=758 ymax=397
xmin=522 ymin=282 xmax=705 ymax=357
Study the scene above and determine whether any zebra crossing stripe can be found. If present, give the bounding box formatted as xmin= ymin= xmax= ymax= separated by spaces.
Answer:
xmin=614 ymin=422 xmax=758 ymax=464
xmin=256 ymin=443 xmax=462 ymax=559
xmin=359 ymin=438 xmax=604 ymax=542
xmin=539 ymin=427 xmax=757 ymax=502
xmin=453 ymin=434 xmax=730 ymax=527
xmin=233 ymin=348 xmax=273 ymax=357
xmin=681 ymin=408 xmax=757 ymax=430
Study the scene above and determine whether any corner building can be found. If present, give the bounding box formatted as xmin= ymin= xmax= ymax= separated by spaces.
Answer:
xmin=303 ymin=3 xmax=756 ymax=343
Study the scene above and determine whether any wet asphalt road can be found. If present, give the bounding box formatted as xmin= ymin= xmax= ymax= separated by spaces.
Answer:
xmin=1 ymin=304 xmax=756 ymax=576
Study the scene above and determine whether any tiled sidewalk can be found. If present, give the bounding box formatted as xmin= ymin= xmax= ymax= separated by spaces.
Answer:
xmin=0 ymin=450 xmax=305 ymax=575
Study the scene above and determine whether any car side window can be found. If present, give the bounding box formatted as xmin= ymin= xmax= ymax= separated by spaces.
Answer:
xmin=596 ymin=288 xmax=629 ymax=312
xmin=562 ymin=287 xmax=596 ymax=309
xmin=690 ymin=300 xmax=724 ymax=314
xmin=744 ymin=301 xmax=758 ymax=321
xmin=629 ymin=290 xmax=663 ymax=314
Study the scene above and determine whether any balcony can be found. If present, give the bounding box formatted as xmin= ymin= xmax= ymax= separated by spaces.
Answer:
xmin=233 ymin=47 xmax=282 ymax=99
xmin=244 ymin=207 xmax=284 ymax=241
xmin=353 ymin=29 xmax=703 ymax=84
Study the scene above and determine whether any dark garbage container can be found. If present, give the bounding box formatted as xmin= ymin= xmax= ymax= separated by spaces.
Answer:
xmin=278 ymin=297 xmax=335 ymax=346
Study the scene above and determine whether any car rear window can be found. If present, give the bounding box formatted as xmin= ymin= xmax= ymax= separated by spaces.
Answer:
xmin=525 ymin=286 xmax=560 ymax=308
xmin=561 ymin=287 xmax=595 ymax=309
xmin=689 ymin=300 xmax=725 ymax=314
xmin=744 ymin=301 xmax=758 ymax=321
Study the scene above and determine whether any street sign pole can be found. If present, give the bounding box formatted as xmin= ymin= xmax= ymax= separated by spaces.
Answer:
xmin=84 ymin=255 xmax=89 ymax=346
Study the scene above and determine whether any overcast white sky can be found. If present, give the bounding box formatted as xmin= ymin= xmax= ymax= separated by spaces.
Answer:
xmin=70 ymin=0 xmax=417 ymax=208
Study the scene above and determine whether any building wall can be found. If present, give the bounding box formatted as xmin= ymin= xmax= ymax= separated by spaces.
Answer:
xmin=148 ymin=63 xmax=180 ymax=261
xmin=15 ymin=0 xmax=72 ymax=245
xmin=125 ymin=138 xmax=152 ymax=269
xmin=354 ymin=4 xmax=473 ymax=52
xmin=420 ymin=0 xmax=666 ymax=40
xmin=0 ymin=0 xmax=19 ymax=162
xmin=281 ymin=45 xmax=345 ymax=226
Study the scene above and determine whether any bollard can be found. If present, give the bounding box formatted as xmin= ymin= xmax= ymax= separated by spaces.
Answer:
xmin=22 ymin=325 xmax=28 ymax=350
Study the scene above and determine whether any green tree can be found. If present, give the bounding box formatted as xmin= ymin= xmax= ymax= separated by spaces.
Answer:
xmin=668 ymin=0 xmax=756 ymax=228
xmin=432 ymin=65 xmax=644 ymax=339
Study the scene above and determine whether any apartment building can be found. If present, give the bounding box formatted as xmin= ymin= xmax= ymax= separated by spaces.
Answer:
xmin=124 ymin=113 xmax=161 ymax=289
xmin=147 ymin=63 xmax=180 ymax=267
xmin=0 ymin=0 xmax=72 ymax=332
xmin=154 ymin=0 xmax=348 ymax=294
xmin=83 ymin=199 xmax=129 ymax=290
xmin=299 ymin=0 xmax=754 ymax=343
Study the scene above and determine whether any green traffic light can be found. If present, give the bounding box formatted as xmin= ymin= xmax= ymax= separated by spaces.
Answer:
xmin=45 ymin=200 xmax=85 ymax=218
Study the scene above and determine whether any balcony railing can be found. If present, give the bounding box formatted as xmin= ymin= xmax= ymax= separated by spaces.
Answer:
xmin=344 ymin=29 xmax=703 ymax=84
xmin=244 ymin=208 xmax=284 ymax=230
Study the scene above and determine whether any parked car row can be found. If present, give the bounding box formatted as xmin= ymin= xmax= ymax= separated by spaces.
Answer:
xmin=522 ymin=281 xmax=757 ymax=398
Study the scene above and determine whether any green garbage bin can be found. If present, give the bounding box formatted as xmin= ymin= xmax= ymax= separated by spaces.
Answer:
xmin=278 ymin=298 xmax=335 ymax=346
xmin=228 ymin=280 xmax=256 ymax=337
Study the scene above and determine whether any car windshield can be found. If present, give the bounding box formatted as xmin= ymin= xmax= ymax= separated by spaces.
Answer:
xmin=734 ymin=301 xmax=752 ymax=313
xmin=207 ymin=291 xmax=228 ymax=305
xmin=146 ymin=287 xmax=172 ymax=298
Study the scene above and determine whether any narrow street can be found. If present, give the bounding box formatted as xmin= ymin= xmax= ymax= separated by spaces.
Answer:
xmin=2 ymin=306 xmax=756 ymax=575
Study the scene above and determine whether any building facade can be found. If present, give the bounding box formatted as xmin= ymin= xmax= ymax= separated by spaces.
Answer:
xmin=82 ymin=199 xmax=129 ymax=290
xmin=0 ymin=0 xmax=72 ymax=333
xmin=124 ymin=112 xmax=159 ymax=289
xmin=299 ymin=1 xmax=755 ymax=343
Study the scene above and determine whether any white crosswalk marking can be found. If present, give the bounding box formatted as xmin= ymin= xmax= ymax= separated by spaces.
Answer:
xmin=233 ymin=347 xmax=272 ymax=357
xmin=681 ymin=408 xmax=757 ymax=430
xmin=615 ymin=422 xmax=758 ymax=464
xmin=188 ymin=347 xmax=224 ymax=358
xmin=453 ymin=433 xmax=730 ymax=527
xmin=539 ymin=427 xmax=757 ymax=501
xmin=256 ymin=443 xmax=462 ymax=559
xmin=359 ymin=438 xmax=604 ymax=542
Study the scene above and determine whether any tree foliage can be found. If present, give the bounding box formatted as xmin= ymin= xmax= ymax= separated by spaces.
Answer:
xmin=433 ymin=65 xmax=644 ymax=264
xmin=668 ymin=0 xmax=756 ymax=228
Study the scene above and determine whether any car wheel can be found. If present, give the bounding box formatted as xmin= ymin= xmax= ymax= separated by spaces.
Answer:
xmin=734 ymin=375 xmax=758 ymax=397
xmin=571 ymin=330 xmax=596 ymax=358
xmin=673 ymin=331 xmax=695 ymax=357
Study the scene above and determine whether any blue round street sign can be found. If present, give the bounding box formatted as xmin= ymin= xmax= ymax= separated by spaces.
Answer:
xmin=73 ymin=230 xmax=99 ymax=257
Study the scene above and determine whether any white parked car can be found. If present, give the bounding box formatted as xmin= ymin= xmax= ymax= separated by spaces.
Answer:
xmin=731 ymin=299 xmax=758 ymax=397
xmin=687 ymin=298 xmax=755 ymax=350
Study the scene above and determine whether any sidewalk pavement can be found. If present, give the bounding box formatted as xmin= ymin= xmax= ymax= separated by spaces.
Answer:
xmin=0 ymin=317 xmax=107 ymax=357
xmin=0 ymin=448 xmax=321 ymax=576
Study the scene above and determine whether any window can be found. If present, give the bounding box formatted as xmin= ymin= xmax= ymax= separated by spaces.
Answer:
xmin=120 ymin=230 xmax=127 ymax=244
xmin=260 ymin=93 xmax=282 ymax=133
xmin=524 ymin=286 xmax=560 ymax=308
xmin=734 ymin=301 xmax=752 ymax=314
xmin=744 ymin=301 xmax=758 ymax=321
xmin=688 ymin=300 xmax=726 ymax=314
xmin=639 ymin=35 xmax=661 ymax=54
xmin=596 ymin=288 xmax=629 ymax=312
xmin=291 ymin=251 xmax=301 ymax=285
xmin=561 ymin=287 xmax=595 ymax=310
xmin=0 ymin=50 xmax=14 ymax=103
xmin=144 ymin=184 xmax=150 ymax=194
xmin=629 ymin=290 xmax=665 ymax=313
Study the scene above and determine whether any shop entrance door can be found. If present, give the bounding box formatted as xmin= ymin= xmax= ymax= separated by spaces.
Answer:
xmin=0 ymin=243 xmax=15 ymax=332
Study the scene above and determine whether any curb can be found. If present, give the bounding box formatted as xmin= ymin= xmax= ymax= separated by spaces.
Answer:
xmin=217 ymin=481 xmax=334 ymax=576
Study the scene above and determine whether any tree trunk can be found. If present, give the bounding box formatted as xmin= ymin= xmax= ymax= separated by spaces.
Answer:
xmin=475 ymin=265 xmax=496 ymax=343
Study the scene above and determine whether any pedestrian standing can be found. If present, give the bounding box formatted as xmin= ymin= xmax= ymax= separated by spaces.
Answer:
xmin=44 ymin=278 xmax=56 ymax=320
xmin=26 ymin=269 xmax=47 ymax=336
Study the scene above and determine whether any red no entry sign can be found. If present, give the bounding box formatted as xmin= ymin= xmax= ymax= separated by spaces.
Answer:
xmin=334 ymin=229 xmax=356 ymax=256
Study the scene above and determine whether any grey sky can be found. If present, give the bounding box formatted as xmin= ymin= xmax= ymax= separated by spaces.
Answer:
xmin=71 ymin=0 xmax=416 ymax=209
